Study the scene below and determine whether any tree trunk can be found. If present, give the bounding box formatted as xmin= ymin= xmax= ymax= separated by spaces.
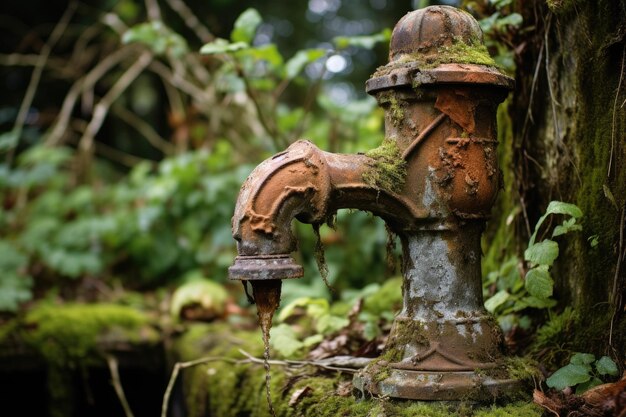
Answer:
xmin=509 ymin=0 xmax=625 ymax=355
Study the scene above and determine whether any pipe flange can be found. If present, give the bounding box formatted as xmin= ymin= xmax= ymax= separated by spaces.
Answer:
xmin=228 ymin=255 xmax=303 ymax=281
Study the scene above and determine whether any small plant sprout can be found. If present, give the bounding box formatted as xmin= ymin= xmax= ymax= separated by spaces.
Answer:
xmin=546 ymin=353 xmax=619 ymax=394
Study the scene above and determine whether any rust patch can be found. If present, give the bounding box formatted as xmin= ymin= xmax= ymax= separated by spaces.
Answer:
xmin=434 ymin=89 xmax=477 ymax=133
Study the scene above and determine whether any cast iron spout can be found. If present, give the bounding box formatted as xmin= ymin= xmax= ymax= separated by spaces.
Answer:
xmin=229 ymin=5 xmax=521 ymax=401
xmin=229 ymin=139 xmax=429 ymax=280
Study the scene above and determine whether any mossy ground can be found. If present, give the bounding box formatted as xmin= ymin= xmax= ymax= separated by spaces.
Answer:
xmin=0 ymin=302 xmax=160 ymax=417
xmin=172 ymin=323 xmax=541 ymax=417
xmin=23 ymin=302 xmax=157 ymax=367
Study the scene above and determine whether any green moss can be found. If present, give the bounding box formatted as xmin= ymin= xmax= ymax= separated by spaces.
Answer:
xmin=503 ymin=356 xmax=542 ymax=382
xmin=473 ymin=402 xmax=543 ymax=417
xmin=23 ymin=303 xmax=153 ymax=367
xmin=173 ymin=323 xmax=543 ymax=417
xmin=546 ymin=0 xmax=580 ymax=14
xmin=363 ymin=139 xmax=407 ymax=193
xmin=436 ymin=37 xmax=497 ymax=67
xmin=529 ymin=306 xmax=624 ymax=370
xmin=373 ymin=36 xmax=498 ymax=79
xmin=377 ymin=91 xmax=405 ymax=126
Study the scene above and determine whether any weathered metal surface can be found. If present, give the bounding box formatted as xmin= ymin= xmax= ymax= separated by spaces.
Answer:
xmin=229 ymin=5 xmax=519 ymax=401
xmin=353 ymin=369 xmax=520 ymax=401
xmin=365 ymin=63 xmax=515 ymax=94
xmin=229 ymin=255 xmax=303 ymax=281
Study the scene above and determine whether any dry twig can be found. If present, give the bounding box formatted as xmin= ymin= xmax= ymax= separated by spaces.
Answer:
xmin=106 ymin=355 xmax=135 ymax=417
xmin=6 ymin=1 xmax=77 ymax=163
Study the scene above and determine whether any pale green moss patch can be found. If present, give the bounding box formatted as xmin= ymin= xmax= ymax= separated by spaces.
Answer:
xmin=373 ymin=36 xmax=498 ymax=79
xmin=24 ymin=303 xmax=153 ymax=367
xmin=363 ymin=139 xmax=407 ymax=193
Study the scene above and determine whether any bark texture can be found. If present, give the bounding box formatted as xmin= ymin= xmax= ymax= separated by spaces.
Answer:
xmin=511 ymin=0 xmax=625 ymax=346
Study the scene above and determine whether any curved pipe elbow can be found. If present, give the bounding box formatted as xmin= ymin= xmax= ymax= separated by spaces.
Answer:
xmin=231 ymin=139 xmax=427 ymax=262
xmin=232 ymin=140 xmax=332 ymax=257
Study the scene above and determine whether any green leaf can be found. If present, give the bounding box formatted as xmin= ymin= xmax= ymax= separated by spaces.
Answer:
xmin=315 ymin=314 xmax=349 ymax=335
xmin=484 ymin=290 xmax=509 ymax=313
xmin=571 ymin=353 xmax=595 ymax=366
xmin=525 ymin=240 xmax=559 ymax=266
xmin=333 ymin=28 xmax=391 ymax=50
xmin=0 ymin=240 xmax=33 ymax=312
xmin=302 ymin=334 xmax=323 ymax=347
xmin=491 ymin=0 xmax=512 ymax=7
xmin=552 ymin=217 xmax=583 ymax=237
xmin=0 ymin=130 xmax=18 ymax=153
xmin=576 ymin=377 xmax=603 ymax=394
xmin=169 ymin=276 xmax=228 ymax=319
xmin=529 ymin=201 xmax=583 ymax=246
xmin=122 ymin=21 xmax=188 ymax=57
xmin=285 ymin=49 xmax=326 ymax=79
xmin=525 ymin=266 xmax=554 ymax=299
xmin=545 ymin=201 xmax=583 ymax=218
xmin=269 ymin=323 xmax=303 ymax=357
xmin=238 ymin=44 xmax=284 ymax=68
xmin=200 ymin=38 xmax=248 ymax=54
xmin=494 ymin=13 xmax=523 ymax=29
xmin=230 ymin=8 xmax=262 ymax=44
xmin=595 ymin=356 xmax=619 ymax=376
xmin=278 ymin=297 xmax=329 ymax=322
xmin=513 ymin=295 xmax=557 ymax=311
xmin=546 ymin=363 xmax=591 ymax=390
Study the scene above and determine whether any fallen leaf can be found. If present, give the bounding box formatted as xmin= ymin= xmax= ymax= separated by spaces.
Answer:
xmin=533 ymin=389 xmax=561 ymax=417
xmin=335 ymin=381 xmax=353 ymax=397
xmin=289 ymin=386 xmax=312 ymax=407
xmin=582 ymin=374 xmax=626 ymax=415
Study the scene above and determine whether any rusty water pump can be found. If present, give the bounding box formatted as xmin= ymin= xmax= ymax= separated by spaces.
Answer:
xmin=229 ymin=6 xmax=519 ymax=400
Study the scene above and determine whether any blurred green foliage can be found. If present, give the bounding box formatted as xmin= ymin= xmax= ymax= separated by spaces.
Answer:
xmin=0 ymin=3 xmax=395 ymax=312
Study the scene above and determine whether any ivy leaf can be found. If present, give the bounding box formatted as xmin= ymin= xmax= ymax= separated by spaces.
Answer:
xmin=285 ymin=49 xmax=326 ymax=79
xmin=525 ymin=240 xmax=559 ymax=266
xmin=230 ymin=8 xmax=262 ymax=44
xmin=484 ymin=290 xmax=509 ymax=313
xmin=595 ymin=356 xmax=619 ymax=376
xmin=546 ymin=363 xmax=591 ymax=390
xmin=576 ymin=377 xmax=603 ymax=394
xmin=200 ymin=38 xmax=248 ymax=54
xmin=545 ymin=201 xmax=583 ymax=218
xmin=333 ymin=28 xmax=391 ymax=50
xmin=525 ymin=266 xmax=554 ymax=299
xmin=570 ymin=352 xmax=595 ymax=366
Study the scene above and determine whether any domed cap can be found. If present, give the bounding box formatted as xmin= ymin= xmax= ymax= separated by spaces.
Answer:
xmin=365 ymin=6 xmax=514 ymax=94
xmin=389 ymin=6 xmax=483 ymax=62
